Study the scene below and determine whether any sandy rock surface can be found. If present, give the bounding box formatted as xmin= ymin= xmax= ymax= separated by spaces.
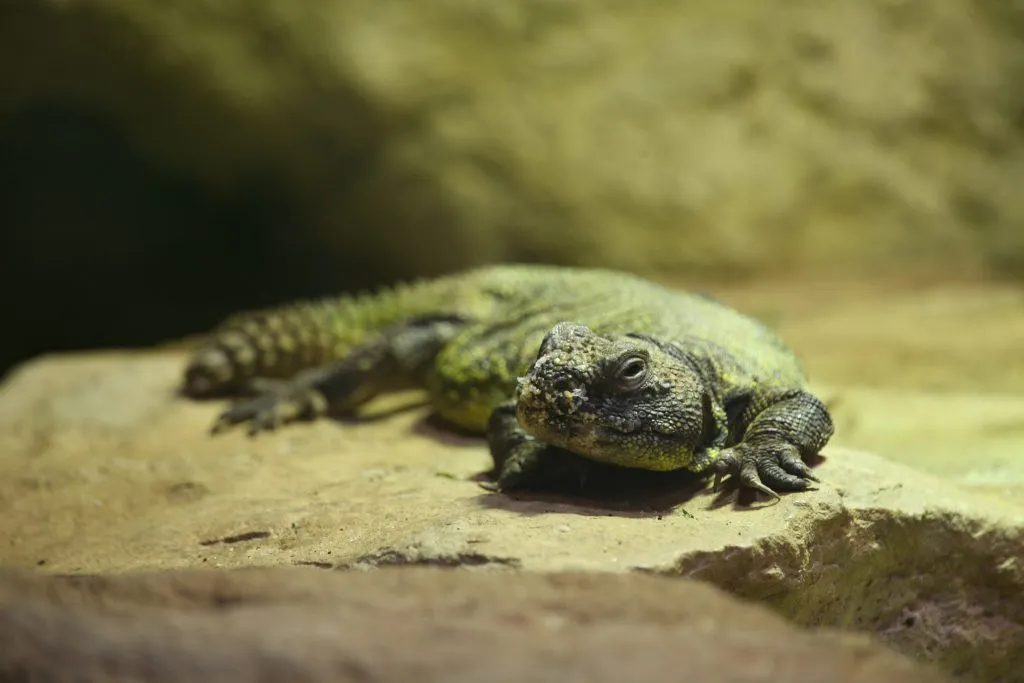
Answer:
xmin=0 ymin=567 xmax=954 ymax=683
xmin=715 ymin=278 xmax=1024 ymax=503
xmin=0 ymin=348 xmax=1021 ymax=680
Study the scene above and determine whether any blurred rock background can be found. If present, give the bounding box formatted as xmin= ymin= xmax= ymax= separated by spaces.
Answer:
xmin=1 ymin=0 xmax=1023 ymax=379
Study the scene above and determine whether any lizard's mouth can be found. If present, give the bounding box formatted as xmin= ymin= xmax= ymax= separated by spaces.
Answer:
xmin=515 ymin=400 xmax=573 ymax=436
xmin=515 ymin=400 xmax=625 ymax=456
xmin=515 ymin=394 xmax=587 ymax=443
xmin=515 ymin=376 xmax=642 ymax=440
xmin=516 ymin=397 xmax=696 ymax=471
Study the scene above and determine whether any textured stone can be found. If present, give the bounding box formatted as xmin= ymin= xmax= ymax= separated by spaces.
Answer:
xmin=0 ymin=567 xmax=952 ymax=683
xmin=2 ymin=0 xmax=1023 ymax=283
xmin=0 ymin=350 xmax=1021 ymax=680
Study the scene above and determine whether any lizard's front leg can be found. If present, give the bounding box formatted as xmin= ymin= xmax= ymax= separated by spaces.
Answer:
xmin=484 ymin=400 xmax=594 ymax=493
xmin=706 ymin=389 xmax=834 ymax=501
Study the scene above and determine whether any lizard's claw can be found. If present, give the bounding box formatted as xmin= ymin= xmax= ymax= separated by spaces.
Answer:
xmin=712 ymin=442 xmax=818 ymax=503
xmin=211 ymin=386 xmax=327 ymax=436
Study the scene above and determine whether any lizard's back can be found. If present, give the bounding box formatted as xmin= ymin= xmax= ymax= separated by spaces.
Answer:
xmin=425 ymin=265 xmax=805 ymax=430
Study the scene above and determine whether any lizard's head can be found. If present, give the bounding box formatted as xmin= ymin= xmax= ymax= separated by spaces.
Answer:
xmin=514 ymin=322 xmax=711 ymax=471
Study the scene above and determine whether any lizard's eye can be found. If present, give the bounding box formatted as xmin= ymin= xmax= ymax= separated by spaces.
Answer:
xmin=614 ymin=355 xmax=648 ymax=391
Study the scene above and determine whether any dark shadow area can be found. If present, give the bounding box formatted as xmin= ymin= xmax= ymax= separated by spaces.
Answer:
xmin=469 ymin=468 xmax=710 ymax=519
xmin=188 ymin=392 xmax=828 ymax=517
xmin=466 ymin=444 xmax=829 ymax=516
xmin=0 ymin=102 xmax=377 ymax=382
xmin=465 ymin=429 xmax=828 ymax=517
xmin=467 ymin=466 xmax=826 ymax=518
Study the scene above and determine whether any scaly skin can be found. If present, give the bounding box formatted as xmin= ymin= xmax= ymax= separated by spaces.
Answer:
xmin=183 ymin=264 xmax=834 ymax=501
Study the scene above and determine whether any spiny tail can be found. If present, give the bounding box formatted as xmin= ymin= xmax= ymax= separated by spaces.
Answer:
xmin=181 ymin=277 xmax=457 ymax=398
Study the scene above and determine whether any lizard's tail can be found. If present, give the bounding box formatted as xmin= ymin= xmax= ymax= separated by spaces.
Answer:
xmin=180 ymin=278 xmax=452 ymax=398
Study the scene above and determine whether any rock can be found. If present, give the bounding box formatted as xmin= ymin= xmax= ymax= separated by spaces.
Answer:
xmin=707 ymin=277 xmax=1024 ymax=501
xmin=0 ymin=351 xmax=1022 ymax=680
xmin=2 ymin=0 xmax=1024 ymax=286
xmin=716 ymin=278 xmax=1024 ymax=396
xmin=820 ymin=385 xmax=1024 ymax=502
xmin=0 ymin=567 xmax=952 ymax=683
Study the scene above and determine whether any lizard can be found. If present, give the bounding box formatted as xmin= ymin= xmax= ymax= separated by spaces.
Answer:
xmin=181 ymin=264 xmax=834 ymax=501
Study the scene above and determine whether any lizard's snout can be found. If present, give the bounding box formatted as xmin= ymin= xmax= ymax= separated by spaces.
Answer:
xmin=515 ymin=372 xmax=587 ymax=418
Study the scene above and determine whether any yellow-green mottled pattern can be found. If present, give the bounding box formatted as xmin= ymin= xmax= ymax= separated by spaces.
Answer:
xmin=186 ymin=265 xmax=804 ymax=435
xmin=422 ymin=267 xmax=803 ymax=432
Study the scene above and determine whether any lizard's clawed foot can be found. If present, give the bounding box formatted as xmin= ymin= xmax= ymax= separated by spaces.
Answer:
xmin=712 ymin=442 xmax=818 ymax=503
xmin=211 ymin=383 xmax=328 ymax=436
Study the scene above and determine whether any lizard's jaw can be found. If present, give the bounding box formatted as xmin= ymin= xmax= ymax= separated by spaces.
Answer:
xmin=514 ymin=377 xmax=618 ymax=459
xmin=515 ymin=376 xmax=699 ymax=471
xmin=517 ymin=406 xmax=603 ymax=460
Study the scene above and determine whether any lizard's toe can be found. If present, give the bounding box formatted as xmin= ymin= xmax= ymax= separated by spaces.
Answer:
xmin=210 ymin=397 xmax=273 ymax=434
xmin=739 ymin=457 xmax=782 ymax=501
xmin=247 ymin=406 xmax=288 ymax=435
xmin=713 ymin=443 xmax=818 ymax=502
xmin=777 ymin=447 xmax=819 ymax=482
xmin=211 ymin=388 xmax=326 ymax=436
